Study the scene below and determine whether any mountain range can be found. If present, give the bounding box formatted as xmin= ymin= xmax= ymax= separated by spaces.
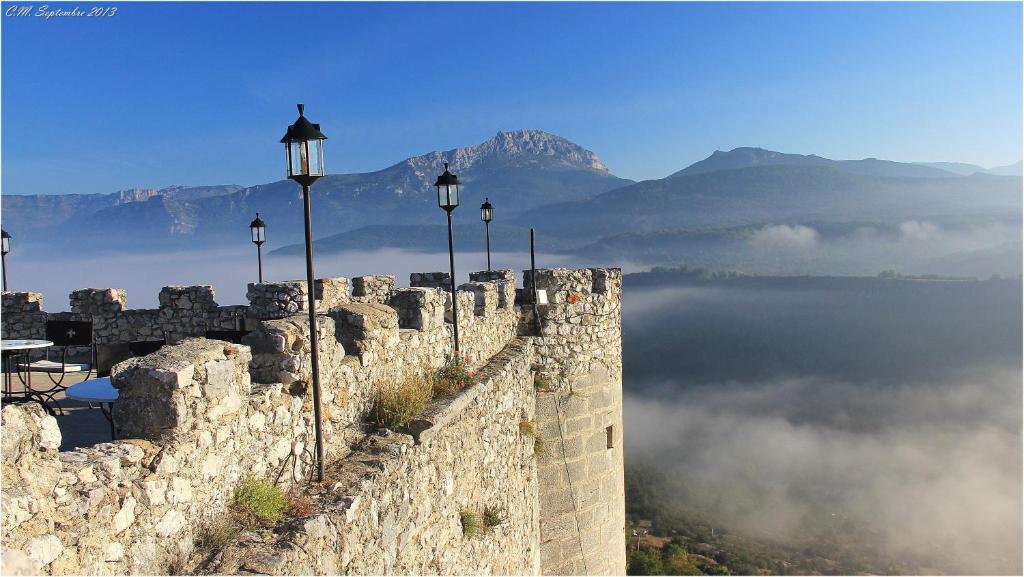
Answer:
xmin=2 ymin=133 xmax=1020 ymax=277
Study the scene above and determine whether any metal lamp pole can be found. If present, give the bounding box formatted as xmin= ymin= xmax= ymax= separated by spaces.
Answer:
xmin=281 ymin=104 xmax=328 ymax=482
xmin=480 ymin=198 xmax=493 ymax=272
xmin=0 ymin=228 xmax=9 ymax=291
xmin=250 ymin=213 xmax=266 ymax=283
xmin=435 ymin=162 xmax=462 ymax=354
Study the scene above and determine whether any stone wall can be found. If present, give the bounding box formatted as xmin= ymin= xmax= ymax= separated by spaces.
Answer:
xmin=201 ymin=338 xmax=540 ymax=575
xmin=527 ymin=268 xmax=626 ymax=576
xmin=0 ymin=267 xmax=625 ymax=576
xmin=351 ymin=275 xmax=395 ymax=305
xmin=0 ymin=339 xmax=317 ymax=575
xmin=1 ymin=291 xmax=46 ymax=340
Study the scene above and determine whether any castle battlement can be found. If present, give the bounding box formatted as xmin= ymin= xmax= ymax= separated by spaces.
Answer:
xmin=0 ymin=268 xmax=624 ymax=576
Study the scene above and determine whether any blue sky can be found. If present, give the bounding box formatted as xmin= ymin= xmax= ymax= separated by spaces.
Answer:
xmin=2 ymin=1 xmax=1021 ymax=195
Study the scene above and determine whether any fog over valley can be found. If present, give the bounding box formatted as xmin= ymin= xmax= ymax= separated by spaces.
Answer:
xmin=621 ymin=275 xmax=1022 ymax=574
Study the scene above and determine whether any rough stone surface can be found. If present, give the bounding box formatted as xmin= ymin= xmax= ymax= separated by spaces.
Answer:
xmin=1 ymin=268 xmax=625 ymax=576
xmin=351 ymin=275 xmax=395 ymax=305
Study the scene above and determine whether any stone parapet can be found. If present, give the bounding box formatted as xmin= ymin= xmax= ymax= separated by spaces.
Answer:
xmin=0 ymin=267 xmax=625 ymax=576
xmin=351 ymin=275 xmax=395 ymax=305
xmin=1 ymin=291 xmax=46 ymax=340
xmin=410 ymin=271 xmax=452 ymax=291
xmin=71 ymin=288 xmax=127 ymax=315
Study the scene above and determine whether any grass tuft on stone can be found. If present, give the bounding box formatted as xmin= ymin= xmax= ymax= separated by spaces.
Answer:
xmin=460 ymin=509 xmax=483 ymax=539
xmin=483 ymin=506 xmax=505 ymax=529
xmin=519 ymin=420 xmax=536 ymax=437
xmin=196 ymin=515 xmax=240 ymax=553
xmin=534 ymin=374 xmax=552 ymax=392
xmin=369 ymin=375 xmax=433 ymax=429
xmin=232 ymin=478 xmax=287 ymax=526
xmin=434 ymin=355 xmax=475 ymax=396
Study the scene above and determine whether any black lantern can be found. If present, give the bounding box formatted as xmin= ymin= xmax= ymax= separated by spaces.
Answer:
xmin=435 ymin=162 xmax=460 ymax=211
xmin=436 ymin=162 xmax=462 ymax=353
xmin=249 ymin=213 xmax=266 ymax=283
xmin=480 ymin=198 xmax=493 ymax=271
xmin=281 ymin=104 xmax=327 ymax=482
xmin=281 ymin=104 xmax=327 ymax=186
xmin=1 ymin=228 xmax=9 ymax=291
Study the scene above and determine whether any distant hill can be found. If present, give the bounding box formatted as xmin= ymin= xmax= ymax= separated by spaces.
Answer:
xmin=674 ymin=147 xmax=958 ymax=178
xmin=515 ymin=162 xmax=1021 ymax=241
xmin=915 ymin=160 xmax=1023 ymax=177
xmin=1 ymin=130 xmax=631 ymax=254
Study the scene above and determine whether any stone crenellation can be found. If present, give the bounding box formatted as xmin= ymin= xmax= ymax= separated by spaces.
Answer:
xmin=1 ymin=267 xmax=624 ymax=576
xmin=350 ymin=274 xmax=395 ymax=305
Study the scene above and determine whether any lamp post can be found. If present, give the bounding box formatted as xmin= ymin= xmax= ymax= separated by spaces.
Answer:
xmin=249 ymin=213 xmax=266 ymax=283
xmin=436 ymin=162 xmax=461 ymax=354
xmin=1 ymin=228 xmax=10 ymax=291
xmin=281 ymin=103 xmax=327 ymax=482
xmin=480 ymin=198 xmax=493 ymax=271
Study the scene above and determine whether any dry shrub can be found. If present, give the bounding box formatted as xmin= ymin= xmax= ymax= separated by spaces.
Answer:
xmin=369 ymin=375 xmax=433 ymax=429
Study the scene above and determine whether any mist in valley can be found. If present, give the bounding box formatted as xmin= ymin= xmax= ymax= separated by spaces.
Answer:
xmin=622 ymin=277 xmax=1022 ymax=574
xmin=7 ymin=247 xmax=580 ymax=309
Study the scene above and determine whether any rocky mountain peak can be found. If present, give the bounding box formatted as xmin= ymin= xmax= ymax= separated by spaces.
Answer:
xmin=404 ymin=129 xmax=610 ymax=175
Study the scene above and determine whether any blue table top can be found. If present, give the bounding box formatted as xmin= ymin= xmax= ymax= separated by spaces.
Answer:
xmin=65 ymin=377 xmax=118 ymax=403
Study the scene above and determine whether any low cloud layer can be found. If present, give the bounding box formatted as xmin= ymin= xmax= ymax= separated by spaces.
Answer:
xmin=625 ymin=371 xmax=1022 ymax=574
xmin=749 ymin=224 xmax=820 ymax=249
xmin=623 ymin=281 xmax=1023 ymax=574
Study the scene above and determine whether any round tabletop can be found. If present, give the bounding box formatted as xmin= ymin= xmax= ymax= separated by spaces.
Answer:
xmin=65 ymin=377 xmax=118 ymax=403
xmin=1 ymin=339 xmax=54 ymax=351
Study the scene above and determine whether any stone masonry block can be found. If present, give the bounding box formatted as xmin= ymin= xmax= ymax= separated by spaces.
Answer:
xmin=388 ymin=288 xmax=446 ymax=331
xmin=457 ymin=282 xmax=498 ymax=316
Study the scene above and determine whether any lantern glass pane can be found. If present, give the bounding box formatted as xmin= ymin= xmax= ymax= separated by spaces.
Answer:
xmin=251 ymin=225 xmax=265 ymax=243
xmin=1 ymin=237 xmax=8 ymax=254
xmin=286 ymin=142 xmax=301 ymax=176
xmin=481 ymin=207 xmax=492 ymax=222
xmin=437 ymin=185 xmax=446 ymax=208
xmin=307 ymin=139 xmax=325 ymax=176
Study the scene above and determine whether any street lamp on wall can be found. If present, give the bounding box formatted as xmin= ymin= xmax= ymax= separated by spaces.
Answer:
xmin=1 ymin=229 xmax=9 ymax=291
xmin=249 ymin=213 xmax=266 ymax=284
xmin=436 ymin=162 xmax=462 ymax=354
xmin=480 ymin=198 xmax=493 ymax=272
xmin=281 ymin=103 xmax=327 ymax=482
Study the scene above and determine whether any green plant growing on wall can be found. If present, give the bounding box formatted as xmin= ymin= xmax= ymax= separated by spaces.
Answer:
xmin=534 ymin=373 xmax=552 ymax=392
xmin=519 ymin=420 xmax=536 ymax=437
xmin=461 ymin=509 xmax=483 ymax=539
xmin=196 ymin=515 xmax=240 ymax=553
xmin=434 ymin=354 xmax=476 ymax=396
xmin=519 ymin=419 xmax=545 ymax=457
xmin=483 ymin=505 xmax=506 ymax=529
xmin=369 ymin=375 xmax=433 ymax=429
xmin=232 ymin=478 xmax=287 ymax=526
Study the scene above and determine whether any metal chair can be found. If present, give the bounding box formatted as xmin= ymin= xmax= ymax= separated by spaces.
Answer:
xmin=19 ymin=320 xmax=95 ymax=387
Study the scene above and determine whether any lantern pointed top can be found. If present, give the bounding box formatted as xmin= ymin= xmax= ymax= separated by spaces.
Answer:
xmin=250 ymin=212 xmax=266 ymax=228
xmin=281 ymin=104 xmax=327 ymax=143
xmin=435 ymin=161 xmax=460 ymax=187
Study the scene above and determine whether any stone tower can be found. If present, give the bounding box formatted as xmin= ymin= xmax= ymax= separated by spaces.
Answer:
xmin=527 ymin=268 xmax=626 ymax=575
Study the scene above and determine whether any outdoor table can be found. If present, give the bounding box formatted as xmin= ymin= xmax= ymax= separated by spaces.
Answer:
xmin=65 ymin=377 xmax=118 ymax=439
xmin=1 ymin=339 xmax=55 ymax=413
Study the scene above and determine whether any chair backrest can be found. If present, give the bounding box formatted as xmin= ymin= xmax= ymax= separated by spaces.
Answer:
xmin=204 ymin=329 xmax=250 ymax=344
xmin=45 ymin=320 xmax=93 ymax=347
xmin=128 ymin=340 xmax=165 ymax=357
